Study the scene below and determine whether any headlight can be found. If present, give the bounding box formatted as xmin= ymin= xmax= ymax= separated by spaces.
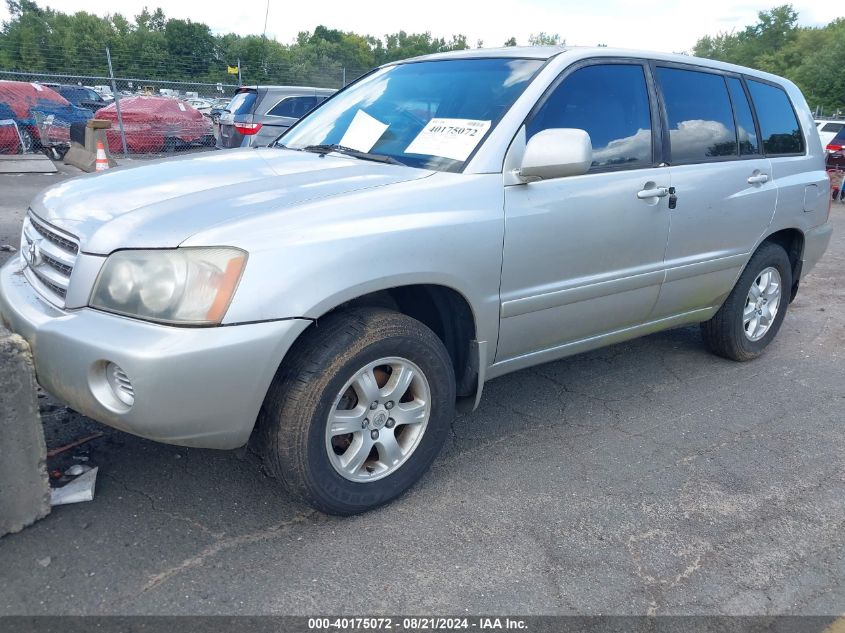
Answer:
xmin=90 ymin=247 xmax=247 ymax=325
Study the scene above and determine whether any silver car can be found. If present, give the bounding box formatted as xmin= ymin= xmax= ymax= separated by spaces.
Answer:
xmin=216 ymin=85 xmax=335 ymax=149
xmin=0 ymin=47 xmax=833 ymax=514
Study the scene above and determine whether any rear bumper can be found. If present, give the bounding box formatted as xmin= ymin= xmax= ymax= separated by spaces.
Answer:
xmin=802 ymin=221 xmax=833 ymax=277
xmin=0 ymin=257 xmax=311 ymax=449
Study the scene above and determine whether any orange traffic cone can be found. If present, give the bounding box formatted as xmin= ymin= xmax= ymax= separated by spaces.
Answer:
xmin=95 ymin=139 xmax=109 ymax=172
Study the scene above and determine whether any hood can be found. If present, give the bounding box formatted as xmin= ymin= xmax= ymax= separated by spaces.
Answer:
xmin=32 ymin=148 xmax=433 ymax=254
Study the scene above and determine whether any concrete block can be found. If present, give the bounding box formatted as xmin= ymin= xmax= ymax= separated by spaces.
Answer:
xmin=0 ymin=326 xmax=50 ymax=536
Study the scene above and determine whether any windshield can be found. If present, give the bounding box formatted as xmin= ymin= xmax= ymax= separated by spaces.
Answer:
xmin=280 ymin=58 xmax=544 ymax=172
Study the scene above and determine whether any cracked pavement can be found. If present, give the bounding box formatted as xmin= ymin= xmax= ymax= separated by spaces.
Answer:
xmin=1 ymin=166 xmax=844 ymax=615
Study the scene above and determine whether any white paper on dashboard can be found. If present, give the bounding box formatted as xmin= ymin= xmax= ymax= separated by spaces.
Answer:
xmin=338 ymin=110 xmax=389 ymax=152
xmin=405 ymin=118 xmax=491 ymax=161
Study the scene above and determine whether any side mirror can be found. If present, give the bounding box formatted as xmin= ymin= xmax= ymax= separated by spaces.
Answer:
xmin=518 ymin=128 xmax=592 ymax=182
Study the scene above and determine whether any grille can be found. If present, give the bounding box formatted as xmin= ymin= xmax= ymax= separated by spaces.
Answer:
xmin=21 ymin=211 xmax=79 ymax=306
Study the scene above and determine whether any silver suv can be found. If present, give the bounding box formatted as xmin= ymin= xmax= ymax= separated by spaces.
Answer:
xmin=216 ymin=85 xmax=335 ymax=148
xmin=0 ymin=47 xmax=833 ymax=514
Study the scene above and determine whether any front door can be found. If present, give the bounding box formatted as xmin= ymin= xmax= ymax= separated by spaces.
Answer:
xmin=497 ymin=61 xmax=671 ymax=362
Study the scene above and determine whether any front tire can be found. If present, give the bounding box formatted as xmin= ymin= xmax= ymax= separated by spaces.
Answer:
xmin=701 ymin=241 xmax=792 ymax=361
xmin=259 ymin=308 xmax=456 ymax=515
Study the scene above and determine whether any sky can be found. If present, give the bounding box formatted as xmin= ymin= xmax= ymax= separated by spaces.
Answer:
xmin=1 ymin=0 xmax=842 ymax=53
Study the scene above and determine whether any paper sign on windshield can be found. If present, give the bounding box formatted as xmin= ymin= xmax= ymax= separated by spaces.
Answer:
xmin=339 ymin=110 xmax=389 ymax=152
xmin=405 ymin=118 xmax=491 ymax=161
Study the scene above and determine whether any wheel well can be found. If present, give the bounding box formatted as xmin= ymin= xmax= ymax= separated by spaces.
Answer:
xmin=762 ymin=228 xmax=804 ymax=301
xmin=328 ymin=285 xmax=478 ymax=399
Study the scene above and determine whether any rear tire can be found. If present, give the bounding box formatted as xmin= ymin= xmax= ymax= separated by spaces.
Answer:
xmin=259 ymin=308 xmax=455 ymax=515
xmin=701 ymin=241 xmax=792 ymax=361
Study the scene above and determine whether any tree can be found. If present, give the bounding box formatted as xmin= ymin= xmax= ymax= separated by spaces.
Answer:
xmin=528 ymin=32 xmax=563 ymax=46
xmin=693 ymin=4 xmax=843 ymax=112
xmin=503 ymin=36 xmax=517 ymax=47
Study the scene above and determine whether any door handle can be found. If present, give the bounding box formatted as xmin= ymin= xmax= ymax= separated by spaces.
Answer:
xmin=747 ymin=174 xmax=769 ymax=184
xmin=637 ymin=186 xmax=669 ymax=199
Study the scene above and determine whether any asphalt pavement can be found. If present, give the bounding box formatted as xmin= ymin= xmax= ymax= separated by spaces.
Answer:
xmin=0 ymin=164 xmax=843 ymax=616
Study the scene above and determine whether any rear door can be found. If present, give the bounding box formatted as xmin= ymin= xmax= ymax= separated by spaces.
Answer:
xmin=649 ymin=65 xmax=777 ymax=319
xmin=217 ymin=88 xmax=258 ymax=148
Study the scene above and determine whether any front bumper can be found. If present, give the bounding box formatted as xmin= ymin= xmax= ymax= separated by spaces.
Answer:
xmin=0 ymin=258 xmax=311 ymax=449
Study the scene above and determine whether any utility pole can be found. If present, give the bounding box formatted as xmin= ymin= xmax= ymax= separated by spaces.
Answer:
xmin=105 ymin=47 xmax=128 ymax=158
xmin=237 ymin=58 xmax=242 ymax=86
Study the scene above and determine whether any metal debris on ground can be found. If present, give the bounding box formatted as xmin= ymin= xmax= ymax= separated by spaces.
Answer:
xmin=0 ymin=244 xmax=16 ymax=252
xmin=50 ymin=467 xmax=98 ymax=507
xmin=46 ymin=432 xmax=104 ymax=458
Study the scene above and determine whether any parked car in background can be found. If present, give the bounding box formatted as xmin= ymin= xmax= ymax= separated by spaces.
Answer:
xmin=97 ymin=95 xmax=214 ymax=153
xmin=825 ymin=127 xmax=845 ymax=169
xmin=186 ymin=98 xmax=213 ymax=115
xmin=42 ymin=83 xmax=110 ymax=115
xmin=0 ymin=48 xmax=831 ymax=515
xmin=92 ymin=85 xmax=114 ymax=101
xmin=217 ymin=85 xmax=334 ymax=148
xmin=0 ymin=119 xmax=22 ymax=154
xmin=0 ymin=80 xmax=91 ymax=153
xmin=816 ymin=119 xmax=845 ymax=148
xmin=208 ymin=97 xmax=231 ymax=123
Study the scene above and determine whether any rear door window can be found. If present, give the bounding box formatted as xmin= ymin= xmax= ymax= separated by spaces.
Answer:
xmin=821 ymin=122 xmax=843 ymax=133
xmin=746 ymin=80 xmax=804 ymax=155
xmin=527 ymin=63 xmax=654 ymax=170
xmin=655 ymin=66 xmax=738 ymax=163
xmin=726 ymin=77 xmax=759 ymax=155
xmin=267 ymin=96 xmax=318 ymax=118
xmin=227 ymin=90 xmax=257 ymax=116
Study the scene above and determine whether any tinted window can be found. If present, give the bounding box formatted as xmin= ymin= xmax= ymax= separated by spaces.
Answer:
xmin=830 ymin=128 xmax=845 ymax=145
xmin=821 ymin=122 xmax=844 ymax=133
xmin=656 ymin=67 xmax=737 ymax=162
xmin=267 ymin=96 xmax=317 ymax=118
xmin=527 ymin=64 xmax=653 ymax=169
xmin=747 ymin=80 xmax=803 ymax=155
xmin=727 ymin=78 xmax=759 ymax=155
xmin=228 ymin=90 xmax=257 ymax=116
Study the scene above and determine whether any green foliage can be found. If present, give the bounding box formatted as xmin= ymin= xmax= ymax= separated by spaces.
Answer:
xmin=693 ymin=5 xmax=844 ymax=113
xmin=0 ymin=0 xmax=471 ymax=87
xmin=528 ymin=32 xmax=563 ymax=46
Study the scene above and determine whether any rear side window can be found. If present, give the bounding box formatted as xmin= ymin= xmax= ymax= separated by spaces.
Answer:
xmin=727 ymin=78 xmax=759 ymax=155
xmin=227 ymin=90 xmax=257 ymax=116
xmin=821 ymin=122 xmax=844 ymax=133
xmin=655 ymin=67 xmax=738 ymax=162
xmin=527 ymin=63 xmax=653 ymax=170
xmin=267 ymin=96 xmax=318 ymax=118
xmin=746 ymin=80 xmax=803 ymax=155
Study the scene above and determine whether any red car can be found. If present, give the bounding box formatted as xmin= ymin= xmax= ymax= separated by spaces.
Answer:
xmin=98 ymin=96 xmax=214 ymax=153
xmin=0 ymin=121 xmax=21 ymax=154
xmin=826 ymin=127 xmax=845 ymax=170
xmin=0 ymin=80 xmax=91 ymax=153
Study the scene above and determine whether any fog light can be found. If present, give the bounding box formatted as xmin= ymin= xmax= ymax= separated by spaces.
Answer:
xmin=105 ymin=362 xmax=134 ymax=407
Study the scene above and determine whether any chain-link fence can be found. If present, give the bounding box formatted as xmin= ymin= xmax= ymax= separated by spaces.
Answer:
xmin=0 ymin=47 xmax=369 ymax=156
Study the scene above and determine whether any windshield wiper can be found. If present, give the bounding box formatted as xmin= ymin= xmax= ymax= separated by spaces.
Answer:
xmin=302 ymin=144 xmax=404 ymax=166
